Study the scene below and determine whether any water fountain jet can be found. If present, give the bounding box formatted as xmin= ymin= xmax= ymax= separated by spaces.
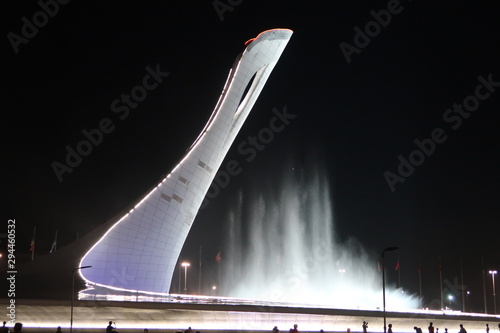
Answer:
xmin=221 ymin=162 xmax=419 ymax=310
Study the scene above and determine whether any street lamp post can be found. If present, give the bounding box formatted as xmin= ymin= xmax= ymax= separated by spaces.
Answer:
xmin=182 ymin=262 xmax=190 ymax=294
xmin=382 ymin=247 xmax=399 ymax=333
xmin=489 ymin=270 xmax=497 ymax=314
xmin=70 ymin=265 xmax=92 ymax=333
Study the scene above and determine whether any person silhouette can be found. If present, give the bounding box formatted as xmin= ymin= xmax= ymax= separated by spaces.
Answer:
xmin=14 ymin=323 xmax=23 ymax=333
xmin=0 ymin=322 xmax=7 ymax=333
xmin=362 ymin=321 xmax=368 ymax=333
xmin=106 ymin=321 xmax=115 ymax=333
xmin=388 ymin=324 xmax=393 ymax=333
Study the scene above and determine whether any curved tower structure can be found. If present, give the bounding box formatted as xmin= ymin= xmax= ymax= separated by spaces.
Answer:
xmin=79 ymin=29 xmax=293 ymax=294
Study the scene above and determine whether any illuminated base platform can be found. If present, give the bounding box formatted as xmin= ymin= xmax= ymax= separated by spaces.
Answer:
xmin=9 ymin=297 xmax=500 ymax=333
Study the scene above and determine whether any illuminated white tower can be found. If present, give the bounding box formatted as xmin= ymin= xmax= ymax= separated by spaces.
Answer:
xmin=79 ymin=29 xmax=293 ymax=294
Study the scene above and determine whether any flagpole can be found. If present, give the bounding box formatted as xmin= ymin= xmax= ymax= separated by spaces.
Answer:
xmin=460 ymin=256 xmax=465 ymax=312
xmin=418 ymin=256 xmax=422 ymax=309
xmin=482 ymin=256 xmax=488 ymax=314
xmin=439 ymin=256 xmax=444 ymax=310
xmin=199 ymin=245 xmax=202 ymax=295
xmin=31 ymin=226 xmax=36 ymax=261
xmin=382 ymin=247 xmax=399 ymax=333
xmin=217 ymin=248 xmax=221 ymax=293
xmin=397 ymin=257 xmax=401 ymax=290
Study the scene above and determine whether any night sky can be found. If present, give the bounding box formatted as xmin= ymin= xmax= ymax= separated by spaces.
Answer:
xmin=3 ymin=1 xmax=500 ymax=310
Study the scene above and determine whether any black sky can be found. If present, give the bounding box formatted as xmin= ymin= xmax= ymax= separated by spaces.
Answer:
xmin=2 ymin=1 xmax=500 ymax=309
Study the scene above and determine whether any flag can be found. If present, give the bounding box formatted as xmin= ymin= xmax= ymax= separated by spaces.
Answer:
xmin=50 ymin=230 xmax=57 ymax=253
xmin=395 ymin=258 xmax=400 ymax=271
xmin=49 ymin=240 xmax=56 ymax=253
xmin=30 ymin=227 xmax=36 ymax=252
xmin=215 ymin=250 xmax=221 ymax=263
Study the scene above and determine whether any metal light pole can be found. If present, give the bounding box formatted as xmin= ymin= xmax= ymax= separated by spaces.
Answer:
xmin=70 ymin=265 xmax=92 ymax=333
xmin=382 ymin=247 xmax=399 ymax=333
xmin=182 ymin=262 xmax=190 ymax=293
xmin=178 ymin=262 xmax=181 ymax=293
xmin=489 ymin=270 xmax=497 ymax=314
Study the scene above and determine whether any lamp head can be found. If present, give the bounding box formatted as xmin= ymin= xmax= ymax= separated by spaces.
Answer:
xmin=73 ymin=265 xmax=92 ymax=272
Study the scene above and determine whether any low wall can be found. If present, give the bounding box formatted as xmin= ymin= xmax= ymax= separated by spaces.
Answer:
xmin=3 ymin=299 xmax=499 ymax=333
